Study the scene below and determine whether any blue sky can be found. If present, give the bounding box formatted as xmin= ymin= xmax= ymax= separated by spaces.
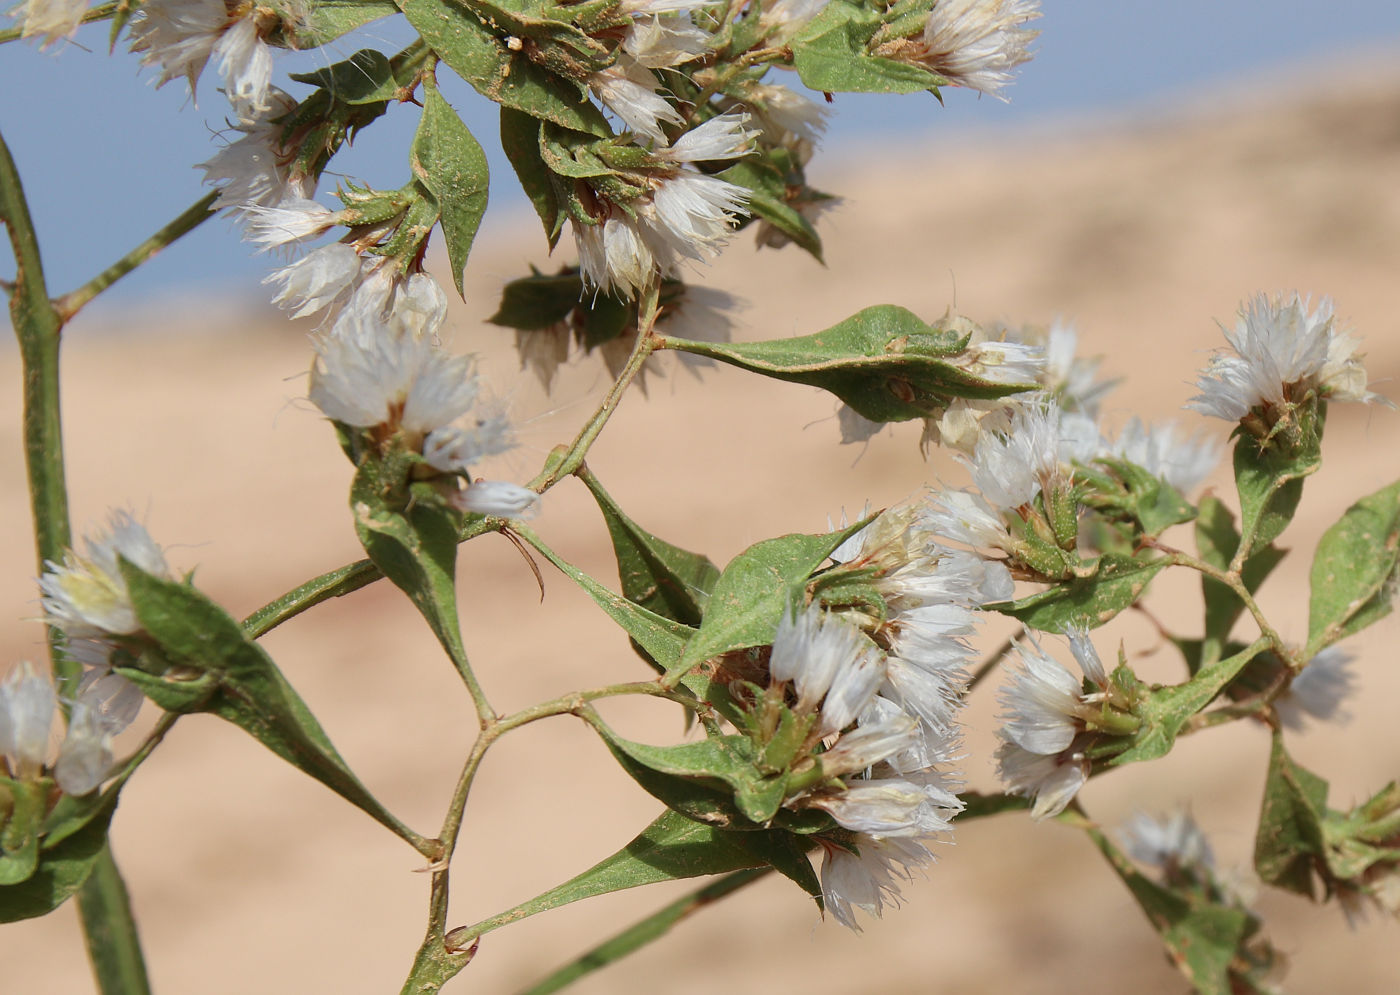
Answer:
xmin=2 ymin=2 xmax=1398 ymax=315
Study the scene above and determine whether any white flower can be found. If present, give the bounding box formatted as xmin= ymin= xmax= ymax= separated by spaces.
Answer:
xmin=243 ymin=197 xmax=339 ymax=251
xmin=328 ymin=262 xmax=449 ymax=339
xmin=264 ymin=243 xmax=361 ymax=319
xmin=11 ymin=0 xmax=89 ymax=49
xmin=769 ymin=603 xmax=886 ymax=735
xmin=0 ymin=661 xmax=56 ymax=778
xmin=200 ymin=89 xmax=313 ymax=216
xmin=996 ymin=640 xmax=1087 ymax=755
xmin=308 ymin=323 xmax=478 ymax=433
xmin=573 ymin=173 xmax=750 ymax=298
xmin=1041 ymin=320 xmax=1114 ymax=415
xmin=1103 ymin=417 xmax=1222 ymax=495
xmin=994 ymin=741 xmax=1087 ymax=820
xmin=1188 ymin=293 xmax=1387 ymax=421
xmin=40 ymin=510 xmax=171 ymax=640
xmin=838 ymin=405 xmax=883 ymax=445
xmin=661 ymin=112 xmax=758 ymax=164
xmin=1276 ymin=647 xmax=1355 ymax=732
xmin=422 ymin=407 xmax=514 ymax=474
xmin=1119 ymin=810 xmax=1215 ymax=872
xmin=741 ymin=82 xmax=829 ymax=146
xmin=645 ymin=171 xmax=749 ymax=261
xmin=914 ymin=0 xmax=1041 ymax=99
xmin=820 ymin=835 xmax=934 ymax=932
xmin=129 ymin=0 xmax=276 ymax=116
xmin=922 ymin=488 xmax=1015 ymax=552
xmin=454 ymin=481 xmax=541 ymax=519
xmin=624 ymin=13 xmax=709 ymax=68
xmin=213 ymin=10 xmax=273 ymax=117
xmin=588 ymin=56 xmax=685 ymax=145
xmin=960 ymin=338 xmax=1044 ymax=386
xmin=993 ymin=632 xmax=1106 ymax=819
xmin=0 ymin=663 xmax=140 ymax=795
xmin=967 ymin=400 xmax=1064 ymax=510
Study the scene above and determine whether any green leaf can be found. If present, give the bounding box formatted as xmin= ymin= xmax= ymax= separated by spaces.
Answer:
xmin=662 ymin=305 xmax=1035 ymax=424
xmin=792 ymin=2 xmax=944 ymax=94
xmin=288 ymin=49 xmax=407 ymax=104
xmin=1232 ymin=405 xmax=1324 ymax=559
xmin=0 ymin=778 xmax=45 ymax=886
xmin=1254 ymin=732 xmax=1328 ymax=897
xmin=594 ymin=725 xmax=797 ymax=826
xmin=580 ymin=468 xmax=720 ymax=628
xmin=1194 ymin=497 xmax=1287 ymax=670
xmin=1082 ymin=457 xmax=1197 ymax=538
xmin=500 ymin=108 xmax=563 ymax=243
xmin=1305 ymin=478 xmax=1400 ymax=657
xmin=290 ymin=0 xmax=398 ymax=47
xmin=668 ymin=523 xmax=868 ymax=686
xmin=0 ymin=789 xmax=117 ymax=923
xmin=477 ymin=808 xmax=818 ymax=931
xmin=990 ymin=553 xmax=1166 ymax=632
xmin=351 ymin=460 xmax=469 ymax=672
xmin=411 ymin=85 xmax=490 ymax=297
xmin=1112 ymin=639 xmax=1268 ymax=765
xmin=516 ymin=526 xmax=693 ymax=673
xmin=398 ymin=0 xmax=611 ymax=136
xmin=716 ymin=159 xmax=823 ymax=261
xmin=117 ymin=561 xmax=420 ymax=846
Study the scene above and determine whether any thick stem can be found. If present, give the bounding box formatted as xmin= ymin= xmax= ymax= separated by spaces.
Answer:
xmin=54 ymin=192 xmax=218 ymax=322
xmin=1 ymin=124 xmax=151 ymax=995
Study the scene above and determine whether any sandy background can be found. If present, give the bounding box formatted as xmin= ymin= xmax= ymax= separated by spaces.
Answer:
xmin=3 ymin=65 xmax=1400 ymax=993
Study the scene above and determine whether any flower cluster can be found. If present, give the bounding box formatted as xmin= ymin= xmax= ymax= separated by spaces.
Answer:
xmin=742 ymin=501 xmax=1013 ymax=929
xmin=993 ymin=629 xmax=1136 ymax=819
xmin=570 ymin=113 xmax=759 ymax=299
xmin=0 ymin=661 xmax=139 ymax=796
xmin=877 ymin=0 xmax=1042 ymax=99
xmin=33 ymin=511 xmax=173 ymax=793
xmin=308 ymin=294 xmax=540 ymax=519
xmin=1189 ymin=292 xmax=1387 ymax=422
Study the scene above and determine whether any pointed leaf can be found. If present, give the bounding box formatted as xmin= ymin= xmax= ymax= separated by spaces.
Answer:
xmin=663 ymin=305 xmax=1034 ymax=423
xmin=1233 ymin=404 xmax=1324 ymax=558
xmin=1254 ymin=732 xmax=1328 ymax=897
xmin=668 ymin=522 xmax=868 ymax=685
xmin=398 ymin=0 xmax=611 ymax=136
xmin=500 ymin=108 xmax=562 ymax=243
xmin=412 ymin=85 xmax=490 ymax=296
xmin=990 ymin=553 xmax=1166 ymax=632
xmin=291 ymin=0 xmax=398 ymax=47
xmin=580 ymin=469 xmax=720 ymax=628
xmin=476 ymin=808 xmax=818 ymax=932
xmin=118 ymin=561 xmax=419 ymax=845
xmin=289 ymin=49 xmax=407 ymax=104
xmin=1112 ymin=639 xmax=1268 ymax=766
xmin=792 ymin=2 xmax=944 ymax=94
xmin=1305 ymin=478 xmax=1400 ymax=657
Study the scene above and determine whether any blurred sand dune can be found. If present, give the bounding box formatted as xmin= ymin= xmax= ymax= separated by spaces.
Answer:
xmin=4 ymin=64 xmax=1400 ymax=993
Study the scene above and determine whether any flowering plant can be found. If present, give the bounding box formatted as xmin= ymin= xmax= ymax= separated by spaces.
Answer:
xmin=3 ymin=2 xmax=1398 ymax=993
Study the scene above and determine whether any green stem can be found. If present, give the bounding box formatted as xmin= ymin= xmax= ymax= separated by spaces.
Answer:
xmin=1165 ymin=551 xmax=1291 ymax=663
xmin=520 ymin=869 xmax=772 ymax=995
xmin=530 ymin=277 xmax=661 ymax=492
xmin=0 ymin=1 xmax=118 ymax=44
xmin=53 ymin=192 xmax=218 ymax=322
xmin=1 ymin=124 xmax=151 ymax=995
xmin=401 ymin=679 xmax=688 ymax=993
